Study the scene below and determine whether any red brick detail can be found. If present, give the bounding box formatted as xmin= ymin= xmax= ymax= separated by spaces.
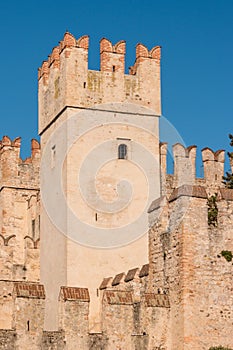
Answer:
xmin=219 ymin=188 xmax=233 ymax=201
xmin=139 ymin=264 xmax=149 ymax=278
xmin=124 ymin=268 xmax=139 ymax=282
xmin=100 ymin=38 xmax=125 ymax=73
xmin=114 ymin=40 xmax=126 ymax=54
xmin=31 ymin=139 xmax=40 ymax=157
xmin=14 ymin=282 xmax=45 ymax=299
xmin=12 ymin=137 xmax=21 ymax=148
xmin=2 ymin=136 xmax=11 ymax=146
xmin=59 ymin=287 xmax=90 ymax=302
xmin=99 ymin=277 xmax=112 ymax=290
xmin=49 ymin=47 xmax=60 ymax=68
xmin=40 ymin=61 xmax=49 ymax=84
xmin=104 ymin=290 xmax=133 ymax=305
xmin=100 ymin=38 xmax=113 ymax=53
xmin=144 ymin=293 xmax=170 ymax=308
xmin=150 ymin=46 xmax=161 ymax=60
xmin=136 ymin=43 xmax=149 ymax=58
xmin=77 ymin=35 xmax=89 ymax=50
xmin=63 ymin=32 xmax=76 ymax=47
xmin=112 ymin=272 xmax=125 ymax=286
xmin=169 ymin=185 xmax=207 ymax=202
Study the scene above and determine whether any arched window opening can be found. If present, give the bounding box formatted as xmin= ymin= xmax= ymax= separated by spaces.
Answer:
xmin=118 ymin=144 xmax=127 ymax=159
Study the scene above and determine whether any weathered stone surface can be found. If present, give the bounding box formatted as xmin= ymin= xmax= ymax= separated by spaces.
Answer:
xmin=0 ymin=30 xmax=233 ymax=350
xmin=42 ymin=331 xmax=66 ymax=349
xmin=124 ymin=267 xmax=139 ymax=282
xmin=0 ymin=330 xmax=16 ymax=350
xmin=88 ymin=333 xmax=108 ymax=350
xmin=169 ymin=184 xmax=207 ymax=202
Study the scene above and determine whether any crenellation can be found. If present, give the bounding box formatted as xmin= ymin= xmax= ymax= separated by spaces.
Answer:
xmin=0 ymin=136 xmax=40 ymax=293
xmin=159 ymin=144 xmax=229 ymax=199
xmin=173 ymin=143 xmax=197 ymax=187
xmin=1 ymin=30 xmax=233 ymax=349
xmin=100 ymin=38 xmax=126 ymax=73
xmin=38 ymin=32 xmax=161 ymax=134
xmin=58 ymin=286 xmax=90 ymax=349
xmin=202 ymin=147 xmax=225 ymax=191
xmin=0 ymin=136 xmax=40 ymax=188
xmin=135 ymin=43 xmax=161 ymax=64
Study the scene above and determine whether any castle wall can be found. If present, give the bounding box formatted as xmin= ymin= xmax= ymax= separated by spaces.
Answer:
xmin=12 ymin=283 xmax=45 ymax=350
xmin=0 ymin=30 xmax=232 ymax=350
xmin=148 ymin=186 xmax=233 ymax=350
xmin=0 ymin=330 xmax=16 ymax=350
xmin=0 ymin=137 xmax=41 ymax=333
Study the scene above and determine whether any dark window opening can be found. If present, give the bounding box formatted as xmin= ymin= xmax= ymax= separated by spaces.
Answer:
xmin=83 ymin=82 xmax=86 ymax=88
xmin=112 ymin=65 xmax=116 ymax=72
xmin=27 ymin=320 xmax=30 ymax=331
xmin=51 ymin=145 xmax=56 ymax=168
xmin=118 ymin=144 xmax=127 ymax=159
xmin=95 ymin=213 xmax=98 ymax=221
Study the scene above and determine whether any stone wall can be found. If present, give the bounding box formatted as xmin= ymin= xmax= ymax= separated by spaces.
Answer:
xmin=0 ymin=30 xmax=233 ymax=350
xmin=38 ymin=32 xmax=161 ymax=134
xmin=148 ymin=186 xmax=233 ymax=350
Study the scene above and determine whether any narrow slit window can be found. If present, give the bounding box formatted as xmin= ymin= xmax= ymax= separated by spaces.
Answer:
xmin=83 ymin=82 xmax=86 ymax=88
xmin=112 ymin=65 xmax=116 ymax=72
xmin=51 ymin=145 xmax=56 ymax=168
xmin=118 ymin=144 xmax=127 ymax=159
xmin=32 ymin=219 xmax=35 ymax=238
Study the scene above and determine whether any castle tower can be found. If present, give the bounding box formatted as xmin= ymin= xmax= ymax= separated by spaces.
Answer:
xmin=0 ymin=137 xmax=40 ymax=330
xmin=38 ymin=32 xmax=161 ymax=331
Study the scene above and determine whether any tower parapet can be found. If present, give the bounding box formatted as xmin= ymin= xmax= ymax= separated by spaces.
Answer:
xmin=159 ymin=143 xmax=226 ymax=196
xmin=0 ymin=137 xmax=40 ymax=284
xmin=202 ymin=147 xmax=225 ymax=190
xmin=100 ymin=38 xmax=126 ymax=73
xmin=0 ymin=136 xmax=40 ymax=189
xmin=38 ymin=32 xmax=161 ymax=134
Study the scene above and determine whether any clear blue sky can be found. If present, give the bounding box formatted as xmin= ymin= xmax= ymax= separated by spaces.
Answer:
xmin=0 ymin=0 xmax=233 ymax=173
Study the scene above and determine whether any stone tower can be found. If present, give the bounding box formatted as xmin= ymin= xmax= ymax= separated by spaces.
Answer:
xmin=38 ymin=32 xmax=162 ymax=331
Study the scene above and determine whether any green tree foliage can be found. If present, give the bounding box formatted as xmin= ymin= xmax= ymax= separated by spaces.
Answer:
xmin=207 ymin=194 xmax=218 ymax=226
xmin=221 ymin=250 xmax=233 ymax=262
xmin=223 ymin=134 xmax=233 ymax=188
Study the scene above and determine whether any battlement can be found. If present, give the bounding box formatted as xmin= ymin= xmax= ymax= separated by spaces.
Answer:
xmin=38 ymin=32 xmax=89 ymax=82
xmin=38 ymin=32 xmax=161 ymax=134
xmin=148 ymin=185 xmax=233 ymax=349
xmin=99 ymin=264 xmax=149 ymax=292
xmin=159 ymin=142 xmax=226 ymax=196
xmin=0 ymin=136 xmax=40 ymax=284
xmin=0 ymin=136 xmax=40 ymax=189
